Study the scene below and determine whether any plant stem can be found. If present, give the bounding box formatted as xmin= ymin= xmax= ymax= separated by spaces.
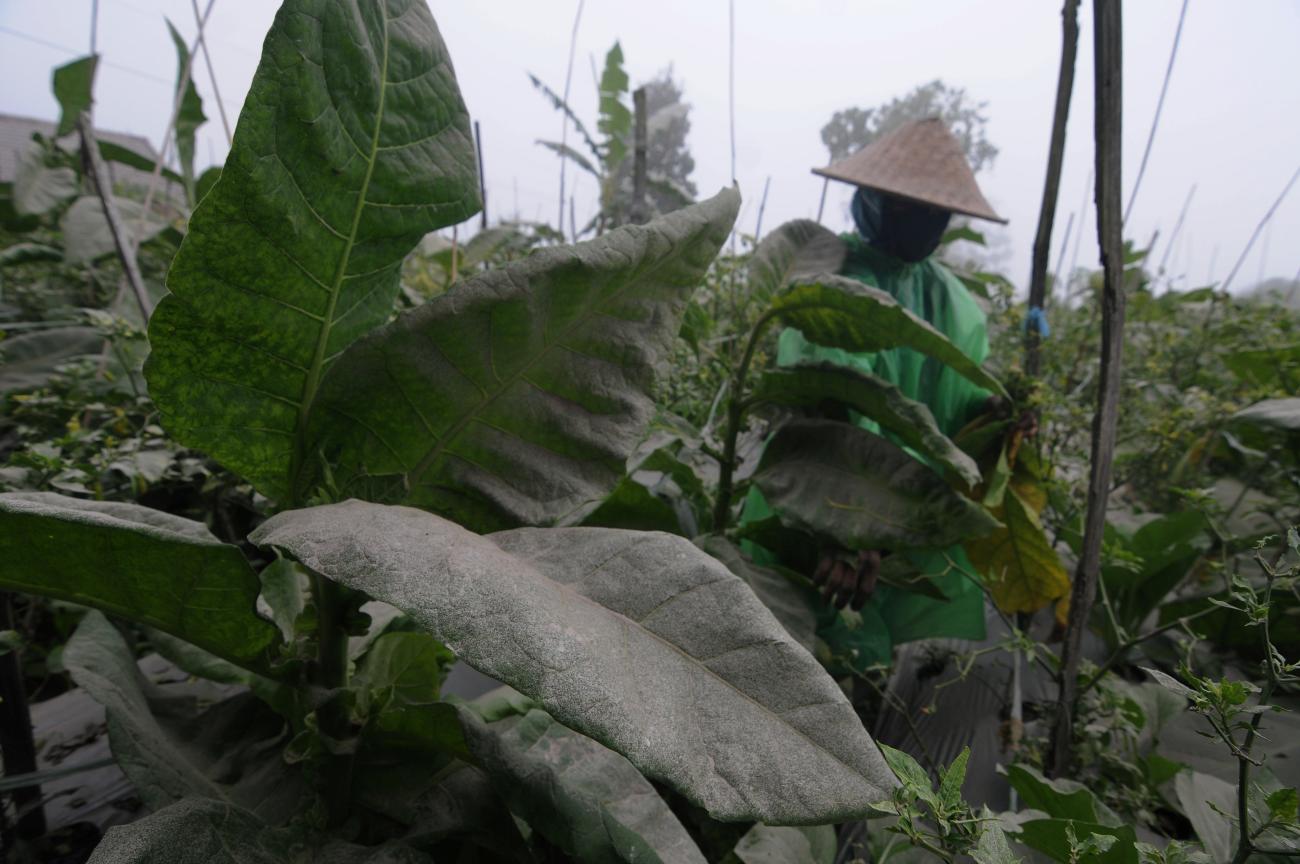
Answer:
xmin=1230 ymin=559 xmax=1282 ymax=864
xmin=712 ymin=308 xmax=779 ymax=530
xmin=311 ymin=573 xmax=353 ymax=825
xmin=1050 ymin=0 xmax=1126 ymax=778
xmin=0 ymin=593 xmax=44 ymax=842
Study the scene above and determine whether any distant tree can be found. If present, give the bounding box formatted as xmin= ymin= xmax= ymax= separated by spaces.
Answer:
xmin=819 ymin=79 xmax=998 ymax=173
xmin=531 ymin=52 xmax=698 ymax=237
xmin=611 ymin=70 xmax=698 ymax=220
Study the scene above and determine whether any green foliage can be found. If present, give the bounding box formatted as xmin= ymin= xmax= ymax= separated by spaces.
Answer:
xmin=752 ymin=419 xmax=997 ymax=550
xmin=52 ymin=54 xmax=98 ymax=136
xmin=145 ymin=0 xmax=482 ymax=502
xmin=251 ymin=499 xmax=897 ymax=823
xmin=305 ymin=188 xmax=738 ymax=530
xmin=164 ymin=19 xmax=207 ymax=205
xmin=820 ymin=79 xmax=998 ymax=172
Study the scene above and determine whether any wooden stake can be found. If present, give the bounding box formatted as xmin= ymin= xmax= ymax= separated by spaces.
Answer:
xmin=632 ymin=86 xmax=648 ymax=223
xmin=1051 ymin=0 xmax=1126 ymax=777
xmin=1025 ymin=0 xmax=1081 ymax=378
xmin=557 ymin=0 xmax=584 ymax=234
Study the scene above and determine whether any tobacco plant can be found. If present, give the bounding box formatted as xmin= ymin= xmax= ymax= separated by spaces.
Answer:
xmin=0 ymin=2 xmax=1036 ymax=861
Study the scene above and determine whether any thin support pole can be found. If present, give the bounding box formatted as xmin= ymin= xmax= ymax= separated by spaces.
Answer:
xmin=1026 ymin=0 xmax=1082 ymax=377
xmin=754 ymin=175 xmax=771 ymax=240
xmin=1050 ymin=211 xmax=1075 ymax=298
xmin=1051 ymin=0 xmax=1126 ymax=778
xmin=816 ymin=177 xmax=829 ymax=223
xmin=1123 ymin=0 xmax=1189 ymax=225
xmin=90 ymin=0 xmax=99 ymax=54
xmin=1219 ymin=164 xmax=1300 ymax=294
xmin=1066 ymin=168 xmax=1092 ymax=297
xmin=557 ymin=0 xmax=584 ymax=234
xmin=1156 ymin=183 xmax=1196 ymax=278
xmin=134 ymin=0 xmax=215 ymax=250
xmin=80 ymin=113 xmax=151 ymax=321
xmin=474 ymin=120 xmax=488 ymax=230
xmin=191 ymin=0 xmax=231 ymax=146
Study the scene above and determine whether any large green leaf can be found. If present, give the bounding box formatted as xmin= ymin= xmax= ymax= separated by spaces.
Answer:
xmin=752 ymin=361 xmax=980 ymax=487
xmin=65 ymin=611 xmax=301 ymax=820
xmin=306 ymin=188 xmax=739 ymax=531
xmin=697 ymin=535 xmax=818 ymax=652
xmin=0 ymin=326 xmax=102 ymax=395
xmin=145 ymin=0 xmax=482 ymax=501
xmin=0 ymin=492 xmax=279 ymax=670
xmin=752 ymin=420 xmax=999 ymax=551
xmin=747 ymin=220 xmax=845 ymax=302
xmin=52 ymin=54 xmax=98 ymax=136
xmin=1015 ymin=819 xmax=1138 ymax=864
xmin=772 ymin=274 xmax=1007 ymax=398
xmin=88 ymin=798 xmax=433 ymax=863
xmin=963 ymin=486 xmax=1069 ymax=614
xmin=252 ymin=499 xmax=897 ymax=823
xmin=461 ymin=705 xmax=707 ymax=864
xmin=165 ymin=18 xmax=208 ymax=203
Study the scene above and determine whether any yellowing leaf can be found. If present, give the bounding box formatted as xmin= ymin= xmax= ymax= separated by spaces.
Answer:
xmin=964 ymin=486 xmax=1069 ymax=614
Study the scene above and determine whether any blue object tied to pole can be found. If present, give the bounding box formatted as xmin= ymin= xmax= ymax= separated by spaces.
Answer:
xmin=1025 ymin=306 xmax=1050 ymax=338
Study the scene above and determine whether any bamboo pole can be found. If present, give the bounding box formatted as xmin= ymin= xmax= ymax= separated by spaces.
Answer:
xmin=1219 ymin=164 xmax=1300 ymax=293
xmin=190 ymin=0 xmax=232 ymax=146
xmin=134 ymin=0 xmax=215 ymax=249
xmin=754 ymin=175 xmax=771 ymax=240
xmin=557 ymin=0 xmax=584 ymax=234
xmin=1025 ymin=0 xmax=1082 ymax=377
xmin=1123 ymin=0 xmax=1189 ymax=225
xmin=1050 ymin=0 xmax=1126 ymax=777
xmin=80 ymin=113 xmax=151 ymax=321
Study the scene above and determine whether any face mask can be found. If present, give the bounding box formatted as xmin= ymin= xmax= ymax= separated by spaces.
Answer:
xmin=851 ymin=187 xmax=953 ymax=263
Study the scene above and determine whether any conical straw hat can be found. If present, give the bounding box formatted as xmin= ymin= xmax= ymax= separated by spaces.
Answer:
xmin=812 ymin=118 xmax=1006 ymax=223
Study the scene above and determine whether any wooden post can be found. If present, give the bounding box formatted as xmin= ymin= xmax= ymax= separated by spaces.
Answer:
xmin=1025 ymin=0 xmax=1081 ymax=378
xmin=1050 ymin=0 xmax=1125 ymax=777
xmin=632 ymin=86 xmax=648 ymax=224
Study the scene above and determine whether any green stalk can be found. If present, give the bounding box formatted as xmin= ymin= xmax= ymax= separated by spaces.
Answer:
xmin=310 ymin=571 xmax=354 ymax=825
xmin=1230 ymin=558 xmax=1281 ymax=864
xmin=711 ymin=308 xmax=780 ymax=530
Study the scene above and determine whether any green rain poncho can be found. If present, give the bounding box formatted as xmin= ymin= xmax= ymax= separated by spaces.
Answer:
xmin=741 ymin=231 xmax=992 ymax=669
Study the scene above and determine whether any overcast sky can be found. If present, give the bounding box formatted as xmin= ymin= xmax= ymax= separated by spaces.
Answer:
xmin=2 ymin=0 xmax=1298 ymax=294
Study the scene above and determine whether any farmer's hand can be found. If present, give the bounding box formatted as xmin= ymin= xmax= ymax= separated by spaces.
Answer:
xmin=812 ymin=548 xmax=881 ymax=610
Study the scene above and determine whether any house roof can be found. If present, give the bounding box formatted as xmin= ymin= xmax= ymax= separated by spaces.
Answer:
xmin=0 ymin=112 xmax=162 ymax=190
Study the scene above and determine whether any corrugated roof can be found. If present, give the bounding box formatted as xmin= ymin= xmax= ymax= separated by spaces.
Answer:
xmin=0 ymin=112 xmax=161 ymax=190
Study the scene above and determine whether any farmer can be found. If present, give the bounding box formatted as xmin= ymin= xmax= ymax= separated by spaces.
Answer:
xmin=742 ymin=117 xmax=1010 ymax=660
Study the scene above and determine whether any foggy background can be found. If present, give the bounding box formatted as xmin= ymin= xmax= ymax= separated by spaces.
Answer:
xmin=2 ymin=0 xmax=1297 ymax=295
